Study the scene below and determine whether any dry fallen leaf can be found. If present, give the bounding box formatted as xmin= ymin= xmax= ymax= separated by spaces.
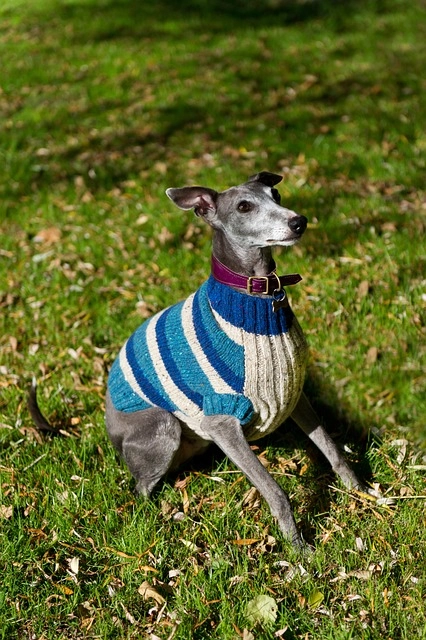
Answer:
xmin=137 ymin=581 xmax=166 ymax=605
xmin=349 ymin=569 xmax=373 ymax=580
xmin=390 ymin=438 xmax=408 ymax=465
xmin=241 ymin=487 xmax=261 ymax=511
xmin=357 ymin=280 xmax=370 ymax=299
xmin=120 ymin=602 xmax=136 ymax=625
xmin=33 ymin=227 xmax=62 ymax=244
xmin=55 ymin=583 xmax=73 ymax=595
xmin=0 ymin=505 xmax=13 ymax=519
xmin=67 ymin=557 xmax=79 ymax=575
xmin=179 ymin=539 xmax=201 ymax=553
xmin=182 ymin=487 xmax=190 ymax=514
xmin=174 ymin=476 xmax=192 ymax=491
xmin=381 ymin=222 xmax=397 ymax=232
xmin=231 ymin=538 xmax=262 ymax=546
xmin=366 ymin=346 xmax=378 ymax=365
xmin=355 ymin=537 xmax=365 ymax=552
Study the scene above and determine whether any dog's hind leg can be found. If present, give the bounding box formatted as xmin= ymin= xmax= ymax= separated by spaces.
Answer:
xmin=291 ymin=392 xmax=378 ymax=495
xmin=105 ymin=391 xmax=183 ymax=497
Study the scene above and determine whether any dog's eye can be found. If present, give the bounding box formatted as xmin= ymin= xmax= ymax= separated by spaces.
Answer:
xmin=237 ymin=200 xmax=252 ymax=213
xmin=271 ymin=188 xmax=281 ymax=204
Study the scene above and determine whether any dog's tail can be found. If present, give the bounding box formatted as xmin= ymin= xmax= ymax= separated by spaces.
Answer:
xmin=27 ymin=378 xmax=61 ymax=434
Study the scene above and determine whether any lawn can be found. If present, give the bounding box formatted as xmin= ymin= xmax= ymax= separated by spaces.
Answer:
xmin=0 ymin=0 xmax=425 ymax=638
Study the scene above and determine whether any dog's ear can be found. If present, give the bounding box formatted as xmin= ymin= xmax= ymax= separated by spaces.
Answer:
xmin=248 ymin=171 xmax=283 ymax=187
xmin=166 ymin=187 xmax=218 ymax=217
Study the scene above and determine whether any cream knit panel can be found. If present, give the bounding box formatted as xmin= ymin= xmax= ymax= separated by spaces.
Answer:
xmin=212 ymin=310 xmax=308 ymax=440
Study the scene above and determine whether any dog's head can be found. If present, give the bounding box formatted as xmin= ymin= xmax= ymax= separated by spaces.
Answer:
xmin=166 ymin=171 xmax=307 ymax=249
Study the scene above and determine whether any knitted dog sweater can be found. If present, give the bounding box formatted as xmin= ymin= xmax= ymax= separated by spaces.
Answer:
xmin=108 ymin=276 xmax=308 ymax=441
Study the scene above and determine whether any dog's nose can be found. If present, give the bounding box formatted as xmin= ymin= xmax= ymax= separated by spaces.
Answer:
xmin=289 ymin=215 xmax=308 ymax=235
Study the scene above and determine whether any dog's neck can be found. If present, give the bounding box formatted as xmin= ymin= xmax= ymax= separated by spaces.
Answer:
xmin=212 ymin=231 xmax=275 ymax=277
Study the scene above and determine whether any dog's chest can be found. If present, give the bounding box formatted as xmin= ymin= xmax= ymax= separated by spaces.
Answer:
xmin=214 ymin=309 xmax=308 ymax=440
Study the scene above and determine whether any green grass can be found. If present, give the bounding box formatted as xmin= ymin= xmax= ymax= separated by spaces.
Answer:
xmin=1 ymin=0 xmax=425 ymax=637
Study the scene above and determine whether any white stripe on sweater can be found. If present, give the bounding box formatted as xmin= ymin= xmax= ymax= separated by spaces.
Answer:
xmin=181 ymin=294 xmax=236 ymax=396
xmin=145 ymin=309 xmax=200 ymax=417
xmin=119 ymin=344 xmax=151 ymax=405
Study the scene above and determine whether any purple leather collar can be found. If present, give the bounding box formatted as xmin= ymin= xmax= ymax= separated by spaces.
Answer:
xmin=211 ymin=255 xmax=302 ymax=295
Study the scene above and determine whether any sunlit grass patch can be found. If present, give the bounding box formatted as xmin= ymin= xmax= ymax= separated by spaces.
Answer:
xmin=0 ymin=0 xmax=425 ymax=637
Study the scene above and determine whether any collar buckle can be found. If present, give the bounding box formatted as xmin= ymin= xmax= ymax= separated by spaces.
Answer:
xmin=247 ymin=275 xmax=270 ymax=294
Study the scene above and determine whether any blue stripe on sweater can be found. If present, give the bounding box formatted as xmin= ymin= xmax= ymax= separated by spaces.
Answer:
xmin=155 ymin=303 xmax=205 ymax=409
xmin=193 ymin=285 xmax=245 ymax=393
xmin=108 ymin=357 xmax=152 ymax=413
xmin=126 ymin=327 xmax=177 ymax=413
xmin=206 ymin=276 xmax=294 ymax=335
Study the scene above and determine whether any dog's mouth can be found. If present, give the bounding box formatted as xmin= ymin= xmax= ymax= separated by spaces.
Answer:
xmin=265 ymin=233 xmax=303 ymax=245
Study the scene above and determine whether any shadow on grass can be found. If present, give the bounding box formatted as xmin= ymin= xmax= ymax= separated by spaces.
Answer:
xmin=270 ymin=369 xmax=380 ymax=540
xmin=4 ymin=0 xmax=421 ymax=207
xmin=143 ymin=367 xmax=380 ymax=546
xmin=37 ymin=0 xmax=365 ymax=40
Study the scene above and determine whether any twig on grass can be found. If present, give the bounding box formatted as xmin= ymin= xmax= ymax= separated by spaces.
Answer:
xmin=22 ymin=453 xmax=48 ymax=472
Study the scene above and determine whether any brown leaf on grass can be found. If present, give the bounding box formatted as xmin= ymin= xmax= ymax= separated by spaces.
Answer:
xmin=257 ymin=535 xmax=277 ymax=554
xmin=33 ymin=227 xmax=62 ymax=244
xmin=257 ymin=450 xmax=270 ymax=468
xmin=139 ymin=565 xmax=159 ymax=574
xmin=181 ymin=487 xmax=190 ymax=514
xmin=390 ymin=438 xmax=408 ymax=465
xmin=174 ymin=476 xmax=192 ymax=491
xmin=349 ymin=569 xmax=373 ymax=580
xmin=231 ymin=538 xmax=263 ymax=546
xmin=277 ymin=456 xmax=298 ymax=474
xmin=381 ymin=222 xmax=397 ymax=233
xmin=241 ymin=487 xmax=261 ymax=511
xmin=104 ymin=547 xmax=139 ymax=559
xmin=366 ymin=346 xmax=378 ymax=365
xmin=357 ymin=280 xmax=370 ymax=299
xmin=55 ymin=583 xmax=73 ymax=595
xmin=138 ymin=581 xmax=166 ymax=605
xmin=0 ymin=505 xmax=13 ymax=519
xmin=120 ymin=602 xmax=136 ymax=625
xmin=157 ymin=226 xmax=174 ymax=245
xmin=135 ymin=299 xmax=156 ymax=318
xmin=76 ymin=600 xmax=95 ymax=625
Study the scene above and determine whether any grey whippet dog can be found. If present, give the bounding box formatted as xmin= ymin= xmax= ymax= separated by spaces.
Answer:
xmin=104 ymin=171 xmax=377 ymax=549
xmin=29 ymin=171 xmax=377 ymax=549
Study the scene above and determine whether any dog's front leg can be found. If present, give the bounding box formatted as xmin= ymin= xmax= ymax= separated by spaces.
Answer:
xmin=291 ymin=392 xmax=378 ymax=496
xmin=201 ymin=414 xmax=304 ymax=549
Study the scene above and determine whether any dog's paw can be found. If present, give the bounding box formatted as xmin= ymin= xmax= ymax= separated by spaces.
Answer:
xmin=291 ymin=533 xmax=314 ymax=556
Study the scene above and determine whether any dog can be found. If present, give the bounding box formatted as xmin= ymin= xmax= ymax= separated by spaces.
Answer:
xmin=103 ymin=171 xmax=378 ymax=549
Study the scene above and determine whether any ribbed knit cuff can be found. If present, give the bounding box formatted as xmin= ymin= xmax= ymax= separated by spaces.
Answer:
xmin=203 ymin=393 xmax=254 ymax=425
